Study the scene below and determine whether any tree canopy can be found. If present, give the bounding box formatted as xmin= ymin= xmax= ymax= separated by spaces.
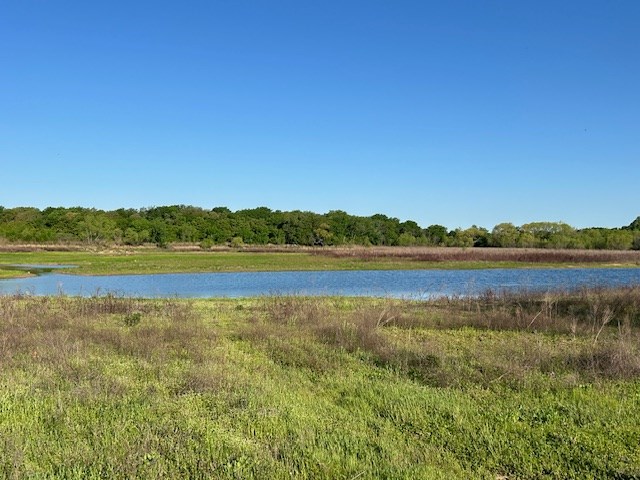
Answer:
xmin=0 ymin=205 xmax=638 ymax=250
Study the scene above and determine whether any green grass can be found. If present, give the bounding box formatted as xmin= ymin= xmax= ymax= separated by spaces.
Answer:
xmin=0 ymin=250 xmax=418 ymax=276
xmin=0 ymin=269 xmax=24 ymax=279
xmin=0 ymin=251 xmax=366 ymax=279
xmin=1 ymin=248 xmax=638 ymax=279
xmin=1 ymin=292 xmax=639 ymax=478
xmin=0 ymin=251 xmax=555 ymax=279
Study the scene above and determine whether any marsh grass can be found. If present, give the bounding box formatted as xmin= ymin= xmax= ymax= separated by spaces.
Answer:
xmin=2 ymin=246 xmax=639 ymax=281
xmin=1 ymin=292 xmax=640 ymax=478
xmin=0 ymin=294 xmax=210 ymax=379
xmin=237 ymin=288 xmax=640 ymax=388
xmin=315 ymin=246 xmax=640 ymax=265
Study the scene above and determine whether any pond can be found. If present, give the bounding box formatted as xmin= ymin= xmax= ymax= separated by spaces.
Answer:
xmin=1 ymin=267 xmax=640 ymax=298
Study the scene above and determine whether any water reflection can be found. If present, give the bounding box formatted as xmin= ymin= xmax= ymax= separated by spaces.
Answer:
xmin=2 ymin=264 xmax=78 ymax=274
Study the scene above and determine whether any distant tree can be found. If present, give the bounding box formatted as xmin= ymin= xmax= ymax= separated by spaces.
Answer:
xmin=399 ymin=220 xmax=422 ymax=238
xmin=123 ymin=228 xmax=143 ymax=245
xmin=370 ymin=214 xmax=401 ymax=246
xmin=397 ymin=232 xmax=418 ymax=246
xmin=424 ymin=225 xmax=448 ymax=246
xmin=578 ymin=228 xmax=607 ymax=249
xmin=325 ymin=210 xmax=348 ymax=244
xmin=449 ymin=226 xmax=489 ymax=247
xmin=491 ymin=223 xmax=519 ymax=248
xmin=313 ymin=221 xmax=332 ymax=246
xmin=447 ymin=228 xmax=474 ymax=248
xmin=2 ymin=204 xmax=639 ymax=250
xmin=521 ymin=222 xmax=575 ymax=248
xmin=466 ymin=225 xmax=490 ymax=247
xmin=604 ymin=230 xmax=633 ymax=250
xmin=628 ymin=216 xmax=640 ymax=230
xmin=177 ymin=223 xmax=199 ymax=243
xmin=279 ymin=211 xmax=316 ymax=245
xmin=76 ymin=212 xmax=117 ymax=244
xmin=516 ymin=232 xmax=537 ymax=248
xmin=149 ymin=219 xmax=169 ymax=247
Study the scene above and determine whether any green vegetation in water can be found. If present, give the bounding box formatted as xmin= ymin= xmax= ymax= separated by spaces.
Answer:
xmin=1 ymin=288 xmax=639 ymax=478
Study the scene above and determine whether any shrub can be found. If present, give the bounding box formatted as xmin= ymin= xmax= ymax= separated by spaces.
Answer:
xmin=199 ymin=238 xmax=215 ymax=250
xmin=123 ymin=312 xmax=142 ymax=327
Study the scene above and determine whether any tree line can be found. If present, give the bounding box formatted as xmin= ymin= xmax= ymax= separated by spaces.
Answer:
xmin=0 ymin=205 xmax=639 ymax=250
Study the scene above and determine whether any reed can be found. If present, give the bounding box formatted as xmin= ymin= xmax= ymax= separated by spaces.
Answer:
xmin=313 ymin=246 xmax=640 ymax=264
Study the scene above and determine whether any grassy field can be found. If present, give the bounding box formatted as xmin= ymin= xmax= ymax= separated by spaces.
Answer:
xmin=0 ymin=246 xmax=639 ymax=279
xmin=1 ymin=289 xmax=639 ymax=478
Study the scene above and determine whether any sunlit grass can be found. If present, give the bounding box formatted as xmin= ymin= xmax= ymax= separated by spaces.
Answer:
xmin=0 ymin=247 xmax=638 ymax=279
xmin=1 ymin=291 xmax=639 ymax=478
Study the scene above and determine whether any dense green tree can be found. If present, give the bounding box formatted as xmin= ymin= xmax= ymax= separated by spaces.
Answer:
xmin=604 ymin=229 xmax=634 ymax=250
xmin=491 ymin=223 xmax=519 ymax=248
xmin=397 ymin=232 xmax=418 ymax=246
xmin=1 ymin=206 xmax=639 ymax=250
xmin=325 ymin=210 xmax=354 ymax=245
xmin=149 ymin=218 xmax=170 ymax=247
xmin=424 ymin=225 xmax=448 ymax=246
xmin=466 ymin=225 xmax=490 ymax=247
xmin=579 ymin=228 xmax=608 ymax=249
xmin=398 ymin=220 xmax=427 ymax=245
xmin=520 ymin=222 xmax=576 ymax=248
xmin=628 ymin=216 xmax=640 ymax=230
xmin=369 ymin=214 xmax=400 ymax=246
xmin=447 ymin=228 xmax=474 ymax=248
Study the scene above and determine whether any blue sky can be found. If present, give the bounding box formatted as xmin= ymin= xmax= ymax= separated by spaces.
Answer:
xmin=1 ymin=1 xmax=638 ymax=229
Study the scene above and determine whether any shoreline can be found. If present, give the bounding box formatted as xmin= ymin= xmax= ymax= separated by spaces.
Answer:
xmin=0 ymin=247 xmax=639 ymax=280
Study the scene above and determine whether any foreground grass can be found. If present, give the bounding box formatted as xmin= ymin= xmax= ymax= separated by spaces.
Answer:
xmin=1 ymin=290 xmax=640 ymax=478
xmin=1 ymin=246 xmax=639 ymax=279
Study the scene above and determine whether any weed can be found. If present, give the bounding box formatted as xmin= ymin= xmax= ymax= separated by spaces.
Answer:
xmin=123 ymin=312 xmax=142 ymax=327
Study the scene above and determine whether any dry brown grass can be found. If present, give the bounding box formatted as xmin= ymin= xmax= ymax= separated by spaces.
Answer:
xmin=313 ymin=246 xmax=640 ymax=264
xmin=237 ymin=289 xmax=640 ymax=386
xmin=450 ymin=286 xmax=640 ymax=332
xmin=5 ymin=243 xmax=640 ymax=264
xmin=0 ymin=295 xmax=213 ymax=382
xmin=2 ymin=289 xmax=639 ymax=393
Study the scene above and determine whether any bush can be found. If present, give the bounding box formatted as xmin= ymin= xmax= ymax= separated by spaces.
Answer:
xmin=230 ymin=236 xmax=244 ymax=248
xmin=123 ymin=312 xmax=142 ymax=327
xmin=199 ymin=238 xmax=215 ymax=250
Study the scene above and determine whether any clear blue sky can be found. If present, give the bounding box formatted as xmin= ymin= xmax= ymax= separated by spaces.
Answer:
xmin=1 ymin=1 xmax=638 ymax=229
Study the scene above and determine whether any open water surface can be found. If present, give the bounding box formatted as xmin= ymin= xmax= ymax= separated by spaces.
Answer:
xmin=1 ymin=267 xmax=639 ymax=298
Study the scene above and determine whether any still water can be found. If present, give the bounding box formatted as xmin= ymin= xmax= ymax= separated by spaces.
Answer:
xmin=1 ymin=268 xmax=640 ymax=298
